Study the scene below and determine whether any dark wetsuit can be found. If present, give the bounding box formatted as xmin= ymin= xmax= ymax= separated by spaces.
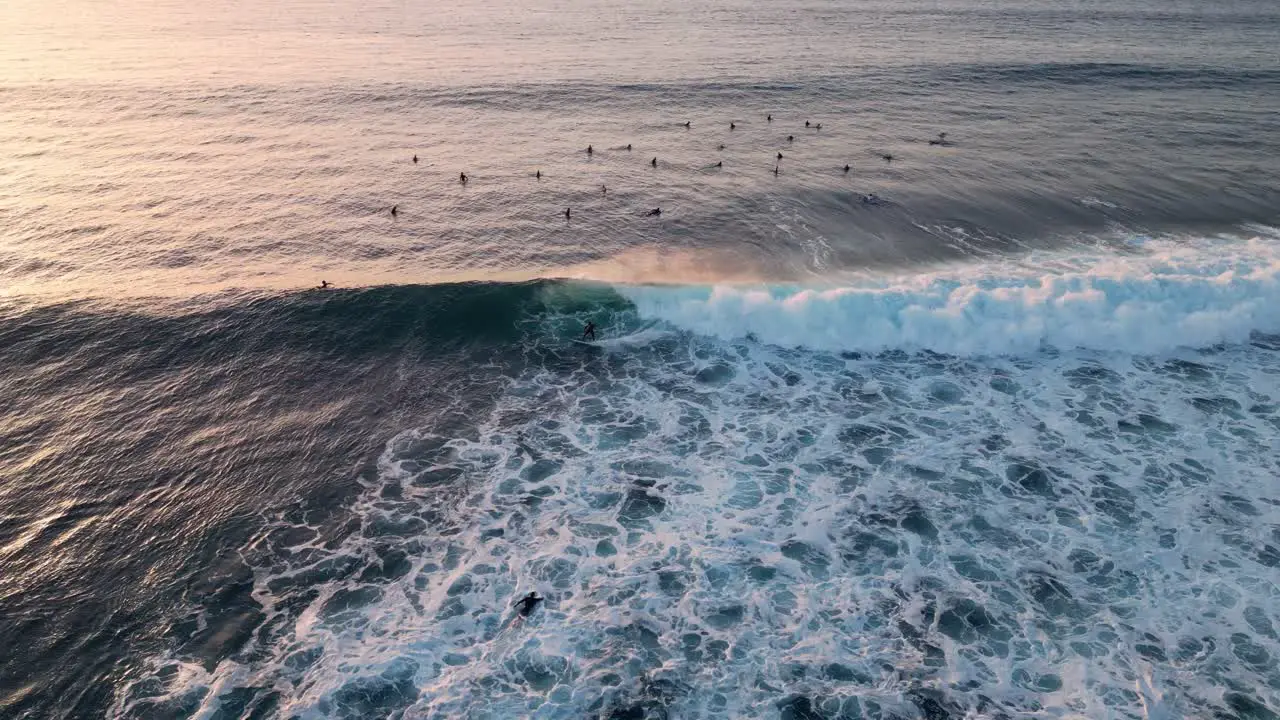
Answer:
xmin=582 ymin=322 xmax=596 ymax=340
xmin=514 ymin=592 xmax=543 ymax=616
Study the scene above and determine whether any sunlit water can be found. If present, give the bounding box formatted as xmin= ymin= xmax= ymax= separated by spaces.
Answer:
xmin=1 ymin=1 xmax=1279 ymax=718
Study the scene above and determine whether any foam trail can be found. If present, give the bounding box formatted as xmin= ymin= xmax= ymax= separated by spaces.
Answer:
xmin=619 ymin=237 xmax=1280 ymax=356
xmin=1136 ymin=671 xmax=1175 ymax=720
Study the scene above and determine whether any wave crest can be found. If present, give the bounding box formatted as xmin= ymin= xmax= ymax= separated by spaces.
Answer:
xmin=619 ymin=238 xmax=1280 ymax=356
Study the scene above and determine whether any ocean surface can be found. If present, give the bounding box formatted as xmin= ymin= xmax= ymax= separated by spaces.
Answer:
xmin=2 ymin=0 xmax=1280 ymax=718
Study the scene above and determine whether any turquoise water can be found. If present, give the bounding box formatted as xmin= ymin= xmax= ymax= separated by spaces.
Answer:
xmin=1 ymin=1 xmax=1279 ymax=718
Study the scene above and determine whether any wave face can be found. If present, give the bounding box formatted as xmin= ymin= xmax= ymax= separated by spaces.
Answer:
xmin=622 ymin=236 xmax=1280 ymax=356
xmin=108 ymin=235 xmax=1280 ymax=720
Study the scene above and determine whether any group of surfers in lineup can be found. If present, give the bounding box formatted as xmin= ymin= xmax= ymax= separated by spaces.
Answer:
xmin=383 ymin=116 xmax=950 ymax=221
xmin=326 ymin=118 xmax=950 ymax=291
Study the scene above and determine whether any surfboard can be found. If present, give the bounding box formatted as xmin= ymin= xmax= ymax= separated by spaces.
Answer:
xmin=573 ymin=320 xmax=661 ymax=346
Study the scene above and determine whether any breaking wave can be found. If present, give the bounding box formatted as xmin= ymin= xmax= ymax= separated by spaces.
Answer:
xmin=620 ymin=236 xmax=1280 ymax=356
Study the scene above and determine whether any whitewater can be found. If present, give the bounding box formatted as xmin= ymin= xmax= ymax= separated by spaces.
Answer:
xmin=115 ymin=233 xmax=1280 ymax=720
xmin=621 ymin=234 xmax=1280 ymax=357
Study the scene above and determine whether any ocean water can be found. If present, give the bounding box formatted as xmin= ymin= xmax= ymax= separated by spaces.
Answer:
xmin=2 ymin=0 xmax=1280 ymax=718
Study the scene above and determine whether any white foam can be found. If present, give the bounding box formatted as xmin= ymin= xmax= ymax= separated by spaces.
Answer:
xmin=115 ymin=236 xmax=1280 ymax=720
xmin=618 ymin=236 xmax=1280 ymax=356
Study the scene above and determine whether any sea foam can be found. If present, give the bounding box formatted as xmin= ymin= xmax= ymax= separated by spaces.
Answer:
xmin=619 ymin=237 xmax=1280 ymax=356
xmin=113 ymin=236 xmax=1280 ymax=720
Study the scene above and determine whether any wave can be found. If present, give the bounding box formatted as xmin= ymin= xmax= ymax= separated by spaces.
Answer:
xmin=15 ymin=59 xmax=1278 ymax=115
xmin=110 ymin=239 xmax=1280 ymax=720
xmin=618 ymin=237 xmax=1280 ymax=356
xmin=6 ymin=237 xmax=1279 ymax=366
xmin=926 ymin=61 xmax=1280 ymax=91
xmin=0 ymin=279 xmax=623 ymax=367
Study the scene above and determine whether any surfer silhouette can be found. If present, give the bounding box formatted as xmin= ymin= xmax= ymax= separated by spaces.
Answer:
xmin=582 ymin=322 xmax=596 ymax=340
xmin=319 ymin=280 xmax=330 ymax=289
xmin=514 ymin=591 xmax=543 ymax=616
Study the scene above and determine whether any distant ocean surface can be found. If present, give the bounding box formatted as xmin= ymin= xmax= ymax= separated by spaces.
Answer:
xmin=2 ymin=0 xmax=1280 ymax=718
